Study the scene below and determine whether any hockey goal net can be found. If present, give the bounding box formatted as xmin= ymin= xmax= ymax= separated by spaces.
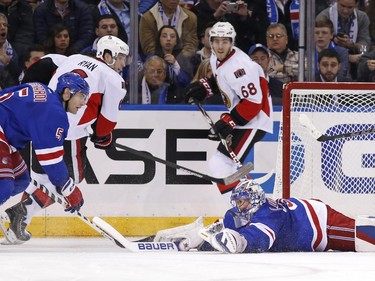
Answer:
xmin=274 ymin=82 xmax=375 ymax=218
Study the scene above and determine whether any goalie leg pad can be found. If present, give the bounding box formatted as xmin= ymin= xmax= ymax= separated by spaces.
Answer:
xmin=154 ymin=216 xmax=204 ymax=251
xmin=355 ymin=215 xmax=375 ymax=252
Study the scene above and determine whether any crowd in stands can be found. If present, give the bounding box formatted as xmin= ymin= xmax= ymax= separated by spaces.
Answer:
xmin=0 ymin=0 xmax=374 ymax=105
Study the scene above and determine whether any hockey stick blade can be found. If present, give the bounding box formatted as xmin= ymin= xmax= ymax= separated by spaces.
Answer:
xmin=93 ymin=217 xmax=181 ymax=252
xmin=32 ymin=179 xmax=126 ymax=249
xmin=299 ymin=113 xmax=375 ymax=141
xmin=114 ymin=142 xmax=253 ymax=185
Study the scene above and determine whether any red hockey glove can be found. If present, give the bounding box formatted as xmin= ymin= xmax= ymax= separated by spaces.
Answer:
xmin=91 ymin=132 xmax=113 ymax=150
xmin=185 ymin=77 xmax=218 ymax=104
xmin=56 ymin=178 xmax=84 ymax=213
xmin=208 ymin=113 xmax=237 ymax=141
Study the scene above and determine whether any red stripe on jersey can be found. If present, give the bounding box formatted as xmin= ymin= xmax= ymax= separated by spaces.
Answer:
xmin=75 ymin=139 xmax=85 ymax=182
xmin=78 ymin=93 xmax=102 ymax=126
xmin=36 ymin=149 xmax=64 ymax=162
xmin=303 ymin=199 xmax=324 ymax=250
xmin=95 ymin=114 xmax=116 ymax=137
xmin=234 ymin=129 xmax=251 ymax=156
xmin=233 ymin=99 xmax=262 ymax=124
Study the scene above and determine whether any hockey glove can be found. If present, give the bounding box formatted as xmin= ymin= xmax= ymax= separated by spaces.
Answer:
xmin=56 ymin=178 xmax=84 ymax=213
xmin=210 ymin=228 xmax=247 ymax=254
xmin=208 ymin=113 xmax=237 ymax=141
xmin=185 ymin=77 xmax=218 ymax=104
xmin=91 ymin=132 xmax=113 ymax=150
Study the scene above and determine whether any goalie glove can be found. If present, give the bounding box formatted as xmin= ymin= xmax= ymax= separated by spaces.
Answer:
xmin=208 ymin=113 xmax=237 ymax=141
xmin=185 ymin=76 xmax=218 ymax=104
xmin=91 ymin=132 xmax=113 ymax=150
xmin=203 ymin=228 xmax=247 ymax=254
xmin=56 ymin=178 xmax=84 ymax=213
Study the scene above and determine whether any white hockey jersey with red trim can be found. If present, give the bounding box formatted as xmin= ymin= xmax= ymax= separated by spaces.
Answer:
xmin=48 ymin=54 xmax=127 ymax=140
xmin=210 ymin=47 xmax=273 ymax=132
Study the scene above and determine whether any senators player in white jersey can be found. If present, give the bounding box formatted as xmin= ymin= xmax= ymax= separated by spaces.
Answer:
xmin=185 ymin=22 xmax=273 ymax=194
xmin=2 ymin=36 xmax=129 ymax=244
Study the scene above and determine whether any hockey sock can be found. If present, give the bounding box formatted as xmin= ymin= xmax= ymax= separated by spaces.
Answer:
xmin=21 ymin=189 xmax=55 ymax=225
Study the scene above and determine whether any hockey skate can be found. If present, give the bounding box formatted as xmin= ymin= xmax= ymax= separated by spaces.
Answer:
xmin=1 ymin=198 xmax=32 ymax=245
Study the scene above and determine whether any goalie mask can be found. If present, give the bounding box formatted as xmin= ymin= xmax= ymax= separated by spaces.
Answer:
xmin=230 ymin=178 xmax=266 ymax=221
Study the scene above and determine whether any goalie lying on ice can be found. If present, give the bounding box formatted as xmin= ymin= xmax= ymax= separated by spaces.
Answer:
xmin=156 ymin=178 xmax=375 ymax=253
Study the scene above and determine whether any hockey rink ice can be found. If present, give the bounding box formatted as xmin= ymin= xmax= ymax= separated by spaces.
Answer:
xmin=0 ymin=238 xmax=374 ymax=281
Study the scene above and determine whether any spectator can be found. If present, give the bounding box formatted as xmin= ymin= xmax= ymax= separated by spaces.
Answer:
xmin=25 ymin=0 xmax=41 ymax=11
xmin=365 ymin=0 xmax=375 ymax=48
xmin=316 ymin=0 xmax=371 ymax=79
xmin=357 ymin=48 xmax=375 ymax=81
xmin=44 ymin=24 xmax=77 ymax=56
xmin=248 ymin=43 xmax=283 ymax=106
xmin=18 ymin=44 xmax=46 ymax=84
xmin=266 ymin=23 xmax=298 ymax=83
xmin=94 ymin=0 xmax=132 ymax=45
xmin=154 ymin=25 xmax=192 ymax=103
xmin=191 ymin=21 xmax=214 ymax=75
xmin=139 ymin=0 xmax=199 ymax=58
xmin=33 ymin=0 xmax=94 ymax=53
xmin=316 ymin=48 xmax=352 ymax=82
xmin=82 ymin=13 xmax=142 ymax=84
xmin=0 ymin=0 xmax=34 ymax=65
xmin=314 ymin=18 xmax=349 ymax=78
xmin=192 ymin=58 xmax=223 ymax=105
xmin=191 ymin=0 xmax=269 ymax=53
xmin=266 ymin=0 xmax=299 ymax=51
xmin=81 ymin=14 xmax=119 ymax=53
xmin=139 ymin=55 xmax=170 ymax=104
xmin=0 ymin=13 xmax=20 ymax=87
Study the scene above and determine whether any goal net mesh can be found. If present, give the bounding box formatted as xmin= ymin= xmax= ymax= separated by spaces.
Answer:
xmin=274 ymin=83 xmax=375 ymax=217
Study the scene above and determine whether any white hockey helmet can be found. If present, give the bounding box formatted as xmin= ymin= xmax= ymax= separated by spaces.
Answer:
xmin=96 ymin=35 xmax=129 ymax=59
xmin=209 ymin=21 xmax=236 ymax=43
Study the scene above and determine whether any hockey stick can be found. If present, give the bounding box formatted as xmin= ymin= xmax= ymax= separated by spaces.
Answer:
xmin=113 ymin=142 xmax=253 ymax=185
xmin=31 ymin=179 xmax=127 ymax=249
xmin=299 ymin=114 xmax=375 ymax=142
xmin=92 ymin=217 xmax=182 ymax=252
xmin=196 ymin=102 xmax=242 ymax=167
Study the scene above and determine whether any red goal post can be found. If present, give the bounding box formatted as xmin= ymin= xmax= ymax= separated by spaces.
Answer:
xmin=274 ymin=82 xmax=375 ymax=218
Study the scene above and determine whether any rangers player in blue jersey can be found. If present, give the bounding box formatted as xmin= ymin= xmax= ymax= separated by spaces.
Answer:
xmin=0 ymin=72 xmax=89 ymax=242
xmin=197 ymin=178 xmax=357 ymax=253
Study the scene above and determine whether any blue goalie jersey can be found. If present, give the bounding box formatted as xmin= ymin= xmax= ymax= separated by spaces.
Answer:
xmin=0 ymin=82 xmax=70 ymax=187
xmin=224 ymin=198 xmax=329 ymax=252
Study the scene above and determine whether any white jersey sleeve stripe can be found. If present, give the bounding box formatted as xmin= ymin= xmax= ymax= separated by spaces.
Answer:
xmin=251 ymin=222 xmax=276 ymax=250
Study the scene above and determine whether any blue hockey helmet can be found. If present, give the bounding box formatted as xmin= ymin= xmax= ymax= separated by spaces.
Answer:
xmin=56 ymin=72 xmax=90 ymax=98
xmin=230 ymin=178 xmax=266 ymax=219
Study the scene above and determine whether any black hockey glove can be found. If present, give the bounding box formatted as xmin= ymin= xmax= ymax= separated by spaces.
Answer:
xmin=208 ymin=113 xmax=237 ymax=141
xmin=185 ymin=77 xmax=218 ymax=104
xmin=91 ymin=132 xmax=113 ymax=150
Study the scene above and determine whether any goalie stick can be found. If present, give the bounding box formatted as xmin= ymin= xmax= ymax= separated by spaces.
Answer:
xmin=114 ymin=142 xmax=253 ymax=185
xmin=31 ymin=179 xmax=127 ymax=249
xmin=299 ymin=113 xmax=375 ymax=142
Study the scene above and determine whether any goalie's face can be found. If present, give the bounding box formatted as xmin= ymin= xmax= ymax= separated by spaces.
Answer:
xmin=235 ymin=199 xmax=251 ymax=213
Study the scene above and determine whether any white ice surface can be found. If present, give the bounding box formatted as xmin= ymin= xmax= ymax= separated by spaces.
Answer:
xmin=0 ymin=238 xmax=374 ymax=281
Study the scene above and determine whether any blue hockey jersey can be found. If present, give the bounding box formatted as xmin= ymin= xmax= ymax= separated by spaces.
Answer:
xmin=0 ymin=82 xmax=70 ymax=187
xmin=224 ymin=198 xmax=329 ymax=252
